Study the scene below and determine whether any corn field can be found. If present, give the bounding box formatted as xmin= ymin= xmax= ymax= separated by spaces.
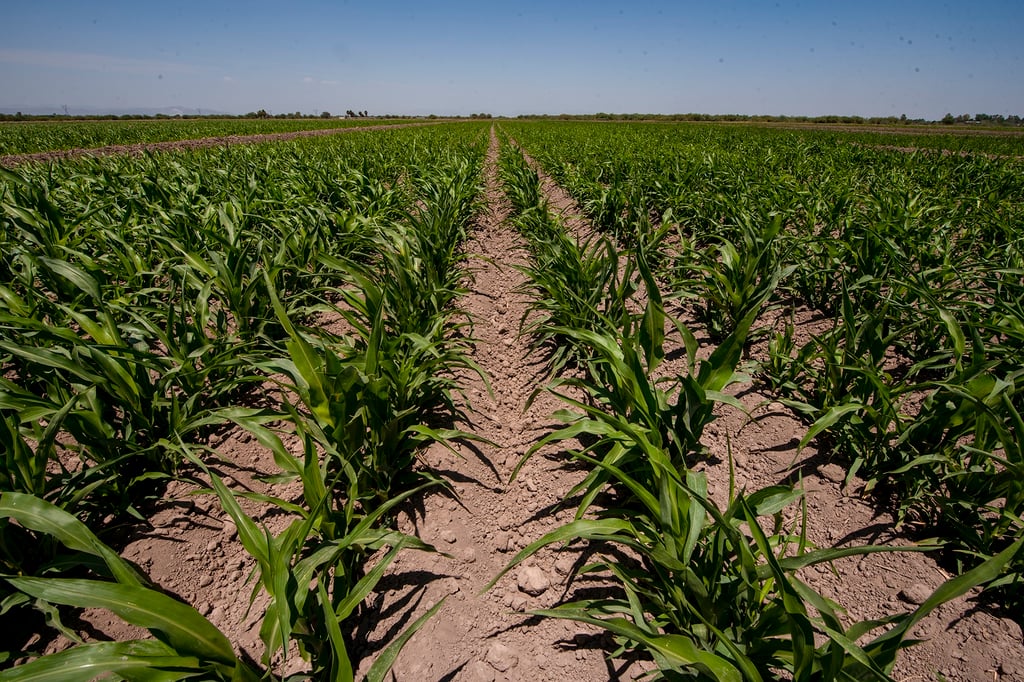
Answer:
xmin=1 ymin=119 xmax=1022 ymax=681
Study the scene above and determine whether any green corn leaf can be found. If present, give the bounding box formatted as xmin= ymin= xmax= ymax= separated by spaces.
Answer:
xmin=484 ymin=518 xmax=634 ymax=592
xmin=0 ymin=492 xmax=143 ymax=586
xmin=37 ymin=257 xmax=101 ymax=301
xmin=937 ymin=308 xmax=965 ymax=362
xmin=0 ymin=640 xmax=202 ymax=682
xmin=532 ymin=607 xmax=744 ymax=682
xmin=316 ymin=579 xmax=353 ymax=682
xmin=860 ymin=537 xmax=1024 ymax=671
xmin=335 ymin=542 xmax=404 ymax=622
xmin=217 ymin=407 xmax=302 ymax=478
xmin=798 ymin=402 xmax=864 ymax=452
xmin=0 ymin=342 xmax=102 ymax=385
xmin=6 ymin=578 xmax=238 ymax=669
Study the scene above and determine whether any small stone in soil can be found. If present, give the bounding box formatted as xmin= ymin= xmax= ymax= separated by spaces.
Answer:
xmin=494 ymin=531 xmax=510 ymax=552
xmin=897 ymin=583 xmax=932 ymax=605
xmin=485 ymin=642 xmax=519 ymax=672
xmin=819 ymin=463 xmax=847 ymax=484
xmin=517 ymin=566 xmax=550 ymax=596
xmin=465 ymin=661 xmax=496 ymax=682
xmin=440 ymin=529 xmax=457 ymax=544
xmin=554 ymin=555 xmax=576 ymax=575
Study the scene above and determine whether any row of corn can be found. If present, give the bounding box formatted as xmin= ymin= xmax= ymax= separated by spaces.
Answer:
xmin=493 ymin=125 xmax=1022 ymax=681
xmin=0 ymin=122 xmax=491 ymax=679
xmin=506 ymin=120 xmax=1024 ymax=604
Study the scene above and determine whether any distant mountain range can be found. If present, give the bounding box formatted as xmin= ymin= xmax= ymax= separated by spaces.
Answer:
xmin=0 ymin=105 xmax=232 ymax=117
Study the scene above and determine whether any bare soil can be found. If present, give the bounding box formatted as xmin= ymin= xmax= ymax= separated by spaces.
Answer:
xmin=26 ymin=127 xmax=1024 ymax=681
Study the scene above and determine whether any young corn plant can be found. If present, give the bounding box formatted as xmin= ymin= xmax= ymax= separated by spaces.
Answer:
xmin=892 ymin=347 xmax=1024 ymax=597
xmin=496 ymin=262 xmax=1022 ymax=680
xmin=513 ymin=246 xmax=752 ymax=518
xmin=759 ymin=279 xmax=908 ymax=486
xmin=0 ymin=298 xmax=219 ymax=519
xmin=492 ymin=453 xmax=1022 ymax=681
xmin=498 ymin=141 xmax=639 ymax=370
xmin=672 ymin=212 xmax=795 ymax=343
xmin=195 ymin=455 xmax=446 ymax=681
xmin=238 ymin=150 xmax=486 ymax=512
xmin=0 ymin=492 xmax=263 ymax=681
xmin=1 ymin=486 xmax=442 ymax=682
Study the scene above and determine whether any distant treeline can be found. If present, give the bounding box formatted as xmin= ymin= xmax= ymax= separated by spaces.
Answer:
xmin=2 ymin=111 xmax=1021 ymax=126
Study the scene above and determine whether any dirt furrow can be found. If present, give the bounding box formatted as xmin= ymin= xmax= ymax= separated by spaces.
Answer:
xmin=361 ymin=129 xmax=640 ymax=681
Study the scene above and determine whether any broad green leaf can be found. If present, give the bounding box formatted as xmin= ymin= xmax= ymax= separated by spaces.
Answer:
xmin=798 ymin=402 xmax=864 ymax=452
xmin=6 ymin=578 xmax=237 ymax=668
xmin=0 ymin=640 xmax=200 ymax=682
xmin=533 ymin=608 xmax=743 ymax=682
xmin=0 ymin=492 xmax=143 ymax=587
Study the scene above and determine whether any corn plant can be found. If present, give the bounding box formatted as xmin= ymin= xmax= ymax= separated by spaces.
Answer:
xmin=672 ymin=211 xmax=795 ymax=342
xmin=198 ymin=455 xmax=445 ymax=680
xmin=494 ymin=261 xmax=1022 ymax=680
xmin=0 ymin=491 xmax=263 ymax=680
xmin=1 ymin=485 xmax=442 ymax=682
xmin=498 ymin=141 xmax=640 ymax=369
xmin=492 ymin=454 xmax=1022 ymax=681
xmin=891 ymin=350 xmax=1024 ymax=593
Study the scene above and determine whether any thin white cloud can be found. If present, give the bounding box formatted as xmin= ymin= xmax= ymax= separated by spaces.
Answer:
xmin=223 ymin=75 xmax=234 ymax=82
xmin=320 ymin=79 xmax=339 ymax=86
xmin=0 ymin=48 xmax=199 ymax=75
xmin=302 ymin=76 xmax=314 ymax=83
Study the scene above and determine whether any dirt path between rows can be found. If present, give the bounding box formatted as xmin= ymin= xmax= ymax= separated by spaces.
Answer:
xmin=356 ymin=127 xmax=637 ymax=681
xmin=0 ymin=121 xmax=445 ymax=168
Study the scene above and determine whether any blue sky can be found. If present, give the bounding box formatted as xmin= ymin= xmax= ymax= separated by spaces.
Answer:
xmin=1 ymin=1 xmax=1021 ymax=119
